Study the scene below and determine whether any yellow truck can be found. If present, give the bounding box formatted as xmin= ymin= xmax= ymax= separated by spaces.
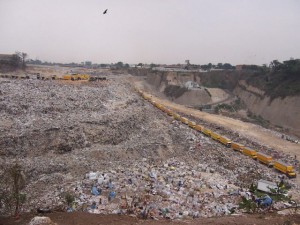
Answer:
xmin=78 ymin=74 xmax=90 ymax=80
xmin=150 ymin=99 xmax=156 ymax=105
xmin=242 ymin=147 xmax=257 ymax=159
xmin=154 ymin=102 xmax=161 ymax=109
xmin=164 ymin=108 xmax=171 ymax=115
xmin=63 ymin=73 xmax=90 ymax=81
xmin=159 ymin=105 xmax=166 ymax=111
xmin=172 ymin=113 xmax=181 ymax=121
xmin=63 ymin=74 xmax=72 ymax=80
xmin=257 ymin=152 xmax=273 ymax=167
xmin=218 ymin=136 xmax=232 ymax=147
xmin=202 ymin=128 xmax=212 ymax=137
xmin=211 ymin=132 xmax=221 ymax=141
xmin=231 ymin=142 xmax=244 ymax=152
xmin=194 ymin=124 xmax=202 ymax=132
xmin=180 ymin=117 xmax=189 ymax=125
xmin=188 ymin=121 xmax=196 ymax=128
xmin=166 ymin=110 xmax=174 ymax=117
xmin=273 ymin=161 xmax=296 ymax=178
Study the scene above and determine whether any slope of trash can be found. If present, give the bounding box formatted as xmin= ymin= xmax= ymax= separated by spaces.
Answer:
xmin=0 ymin=74 xmax=299 ymax=218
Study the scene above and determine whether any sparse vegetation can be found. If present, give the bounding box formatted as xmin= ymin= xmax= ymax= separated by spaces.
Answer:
xmin=63 ymin=192 xmax=75 ymax=207
xmin=204 ymin=88 xmax=211 ymax=97
xmin=246 ymin=59 xmax=300 ymax=100
xmin=239 ymin=197 xmax=258 ymax=213
xmin=0 ymin=163 xmax=26 ymax=217
xmin=214 ymin=98 xmax=245 ymax=114
xmin=247 ymin=111 xmax=270 ymax=127
xmin=214 ymin=103 xmax=234 ymax=113
xmin=0 ymin=52 xmax=27 ymax=72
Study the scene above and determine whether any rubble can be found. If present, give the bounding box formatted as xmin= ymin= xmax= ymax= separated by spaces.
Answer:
xmin=38 ymin=159 xmax=242 ymax=219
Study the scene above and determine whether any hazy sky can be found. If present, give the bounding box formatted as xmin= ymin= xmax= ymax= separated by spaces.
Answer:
xmin=0 ymin=0 xmax=299 ymax=65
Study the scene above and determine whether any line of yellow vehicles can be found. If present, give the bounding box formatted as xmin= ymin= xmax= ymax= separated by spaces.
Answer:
xmin=137 ymin=89 xmax=297 ymax=178
xmin=62 ymin=73 xmax=90 ymax=81
xmin=38 ymin=73 xmax=91 ymax=81
xmin=0 ymin=73 xmax=90 ymax=81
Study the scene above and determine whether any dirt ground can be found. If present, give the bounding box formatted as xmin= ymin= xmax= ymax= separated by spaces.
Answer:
xmin=1 ymin=212 xmax=300 ymax=225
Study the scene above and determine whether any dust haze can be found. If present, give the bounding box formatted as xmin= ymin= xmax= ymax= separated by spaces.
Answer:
xmin=0 ymin=0 xmax=300 ymax=64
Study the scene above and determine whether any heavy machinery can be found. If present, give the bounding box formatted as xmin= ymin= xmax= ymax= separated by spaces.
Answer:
xmin=202 ymin=128 xmax=212 ymax=137
xmin=172 ymin=113 xmax=181 ymax=121
xmin=211 ymin=132 xmax=221 ymax=141
xmin=273 ymin=161 xmax=296 ymax=178
xmin=188 ymin=121 xmax=196 ymax=129
xmin=63 ymin=73 xmax=90 ymax=81
xmin=257 ymin=152 xmax=273 ymax=167
xmin=136 ymin=89 xmax=297 ymax=179
xmin=242 ymin=147 xmax=257 ymax=159
xmin=218 ymin=136 xmax=232 ymax=147
xmin=180 ymin=117 xmax=189 ymax=125
xmin=194 ymin=124 xmax=202 ymax=132
xmin=231 ymin=142 xmax=244 ymax=152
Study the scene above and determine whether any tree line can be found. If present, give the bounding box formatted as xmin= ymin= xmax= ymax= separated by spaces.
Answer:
xmin=0 ymin=52 xmax=27 ymax=71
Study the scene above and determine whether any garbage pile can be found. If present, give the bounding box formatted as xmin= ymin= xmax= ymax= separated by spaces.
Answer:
xmin=32 ymin=158 xmax=296 ymax=219
xmin=0 ymin=77 xmax=145 ymax=156
xmin=0 ymin=75 xmax=299 ymax=219
xmin=56 ymin=159 xmax=242 ymax=219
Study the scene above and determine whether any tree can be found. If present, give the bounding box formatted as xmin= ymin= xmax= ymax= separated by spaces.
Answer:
xmin=282 ymin=59 xmax=300 ymax=74
xmin=137 ymin=63 xmax=143 ymax=67
xmin=223 ymin=63 xmax=234 ymax=70
xmin=207 ymin=63 xmax=213 ymax=70
xmin=217 ymin=63 xmax=223 ymax=68
xmin=15 ymin=52 xmax=28 ymax=69
xmin=11 ymin=163 xmax=26 ymax=218
xmin=0 ymin=163 xmax=26 ymax=218
xmin=116 ymin=61 xmax=124 ymax=68
xmin=150 ymin=63 xmax=158 ymax=68
xmin=269 ymin=60 xmax=281 ymax=71
xmin=10 ymin=54 xmax=22 ymax=68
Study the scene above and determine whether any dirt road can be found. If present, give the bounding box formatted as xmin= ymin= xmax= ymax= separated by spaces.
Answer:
xmin=133 ymin=78 xmax=300 ymax=183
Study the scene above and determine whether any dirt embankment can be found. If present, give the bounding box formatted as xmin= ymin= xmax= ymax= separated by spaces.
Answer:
xmin=139 ymin=69 xmax=243 ymax=91
xmin=235 ymin=81 xmax=300 ymax=137
xmin=130 ymin=68 xmax=300 ymax=138
xmin=129 ymin=69 xmax=243 ymax=107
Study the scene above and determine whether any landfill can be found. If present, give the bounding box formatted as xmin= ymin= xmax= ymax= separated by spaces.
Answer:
xmin=0 ymin=75 xmax=299 ymax=218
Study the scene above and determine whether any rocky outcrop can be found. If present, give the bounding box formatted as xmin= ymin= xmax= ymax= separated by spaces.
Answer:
xmin=235 ymin=81 xmax=300 ymax=136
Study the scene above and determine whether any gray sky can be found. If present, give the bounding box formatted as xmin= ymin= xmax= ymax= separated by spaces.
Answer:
xmin=0 ymin=0 xmax=299 ymax=65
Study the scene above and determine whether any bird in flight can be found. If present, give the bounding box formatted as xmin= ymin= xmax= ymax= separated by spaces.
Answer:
xmin=103 ymin=9 xmax=108 ymax=14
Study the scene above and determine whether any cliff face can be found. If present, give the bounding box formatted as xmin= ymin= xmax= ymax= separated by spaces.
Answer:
xmin=129 ymin=68 xmax=300 ymax=136
xmin=146 ymin=71 xmax=210 ymax=106
xmin=234 ymin=81 xmax=300 ymax=136
xmin=146 ymin=71 xmax=200 ymax=92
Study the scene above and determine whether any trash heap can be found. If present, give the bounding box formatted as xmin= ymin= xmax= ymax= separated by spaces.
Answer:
xmin=1 ymin=76 xmax=299 ymax=218
xmin=61 ymin=159 xmax=244 ymax=219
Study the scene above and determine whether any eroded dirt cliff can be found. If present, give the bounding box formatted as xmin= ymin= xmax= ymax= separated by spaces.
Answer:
xmin=235 ymin=80 xmax=300 ymax=137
